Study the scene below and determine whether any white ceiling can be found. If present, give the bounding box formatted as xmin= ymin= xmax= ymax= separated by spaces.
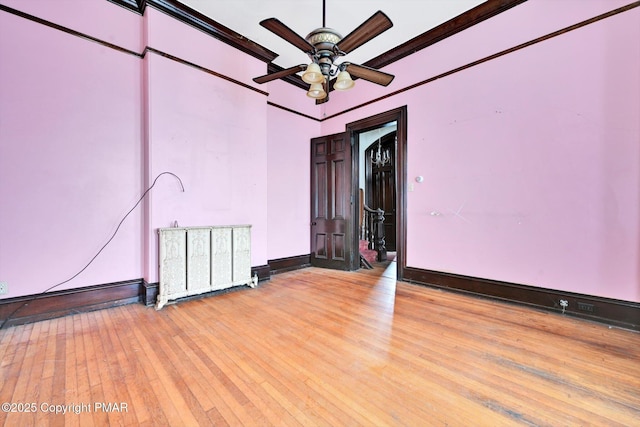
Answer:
xmin=179 ymin=0 xmax=486 ymax=69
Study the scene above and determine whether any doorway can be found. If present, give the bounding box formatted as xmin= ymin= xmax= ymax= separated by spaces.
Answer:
xmin=310 ymin=106 xmax=407 ymax=279
xmin=349 ymin=106 xmax=407 ymax=280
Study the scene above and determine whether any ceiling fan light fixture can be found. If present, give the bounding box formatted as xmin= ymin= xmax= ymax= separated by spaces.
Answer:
xmin=334 ymin=70 xmax=355 ymax=91
xmin=253 ymin=5 xmax=394 ymax=104
xmin=306 ymin=82 xmax=327 ymax=99
xmin=302 ymin=62 xmax=324 ymax=84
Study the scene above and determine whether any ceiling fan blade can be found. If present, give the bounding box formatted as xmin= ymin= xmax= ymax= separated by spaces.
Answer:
xmin=253 ymin=64 xmax=307 ymax=84
xmin=344 ymin=63 xmax=394 ymax=86
xmin=336 ymin=11 xmax=393 ymax=54
xmin=260 ymin=18 xmax=316 ymax=54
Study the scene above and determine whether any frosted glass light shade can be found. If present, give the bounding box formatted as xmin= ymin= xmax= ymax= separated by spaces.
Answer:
xmin=302 ymin=63 xmax=324 ymax=84
xmin=306 ymin=82 xmax=327 ymax=99
xmin=334 ymin=70 xmax=354 ymax=90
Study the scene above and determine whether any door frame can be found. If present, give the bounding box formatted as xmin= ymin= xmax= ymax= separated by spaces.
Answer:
xmin=346 ymin=106 xmax=408 ymax=280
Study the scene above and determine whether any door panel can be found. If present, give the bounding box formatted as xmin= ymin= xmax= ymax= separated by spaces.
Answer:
xmin=365 ymin=131 xmax=397 ymax=251
xmin=314 ymin=162 xmax=327 ymax=220
xmin=311 ymin=133 xmax=353 ymax=270
xmin=315 ymin=233 xmax=327 ymax=258
xmin=333 ymin=158 xmax=346 ymax=219
xmin=332 ymin=233 xmax=345 ymax=260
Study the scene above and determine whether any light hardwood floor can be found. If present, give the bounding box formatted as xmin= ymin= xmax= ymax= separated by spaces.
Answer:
xmin=1 ymin=261 xmax=639 ymax=426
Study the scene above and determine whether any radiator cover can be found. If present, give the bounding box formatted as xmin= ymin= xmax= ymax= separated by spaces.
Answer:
xmin=156 ymin=225 xmax=257 ymax=309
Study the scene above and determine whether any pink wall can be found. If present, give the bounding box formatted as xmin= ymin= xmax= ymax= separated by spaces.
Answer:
xmin=263 ymin=70 xmax=324 ymax=260
xmin=0 ymin=0 xmax=143 ymax=53
xmin=144 ymin=53 xmax=269 ymax=281
xmin=320 ymin=2 xmax=640 ymax=302
xmin=322 ymin=0 xmax=635 ymax=118
xmin=405 ymin=8 xmax=639 ymax=301
xmin=0 ymin=8 xmax=142 ymax=298
xmin=266 ymin=106 xmax=319 ymax=260
xmin=0 ymin=0 xmax=274 ymax=296
xmin=145 ymin=8 xmax=265 ymax=87
xmin=142 ymin=6 xmax=272 ymax=282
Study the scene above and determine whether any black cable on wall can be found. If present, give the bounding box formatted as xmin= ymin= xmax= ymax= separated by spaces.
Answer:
xmin=0 ymin=172 xmax=185 ymax=330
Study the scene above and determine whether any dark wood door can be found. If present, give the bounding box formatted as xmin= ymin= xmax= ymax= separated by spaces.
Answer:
xmin=365 ymin=131 xmax=396 ymax=251
xmin=310 ymin=133 xmax=354 ymax=270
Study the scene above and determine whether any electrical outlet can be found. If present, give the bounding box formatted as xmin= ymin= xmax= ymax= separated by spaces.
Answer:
xmin=559 ymin=299 xmax=569 ymax=313
xmin=577 ymin=302 xmax=595 ymax=313
xmin=0 ymin=282 xmax=7 ymax=295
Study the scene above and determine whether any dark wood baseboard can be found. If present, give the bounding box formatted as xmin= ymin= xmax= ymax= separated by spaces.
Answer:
xmin=0 ymin=279 xmax=143 ymax=328
xmin=142 ymin=264 xmax=272 ymax=307
xmin=403 ymin=267 xmax=640 ymax=332
xmin=8 ymin=263 xmax=634 ymax=332
xmin=252 ymin=264 xmax=271 ymax=282
xmin=146 ymin=281 xmax=261 ymax=308
xmin=269 ymin=254 xmax=311 ymax=275
xmin=142 ymin=258 xmax=312 ymax=308
xmin=142 ymin=281 xmax=159 ymax=307
xmin=144 ymin=256 xmax=314 ymax=307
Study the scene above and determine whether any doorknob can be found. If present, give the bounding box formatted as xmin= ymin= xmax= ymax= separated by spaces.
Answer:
xmin=311 ymin=222 xmax=317 ymax=225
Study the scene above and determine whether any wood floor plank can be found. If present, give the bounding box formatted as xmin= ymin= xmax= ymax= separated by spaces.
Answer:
xmin=141 ymin=307 xmax=224 ymax=426
xmin=292 ymin=280 xmax=600 ymax=424
xmin=52 ymin=316 xmax=79 ymax=424
xmin=167 ymin=315 xmax=290 ymax=427
xmin=85 ymin=310 xmax=113 ymax=426
xmin=121 ymin=308 xmax=194 ymax=425
xmin=19 ymin=321 xmax=46 ymax=397
xmin=210 ymin=300 xmax=418 ymax=424
xmin=96 ymin=307 xmax=141 ymax=425
xmin=110 ymin=306 xmax=156 ymax=425
xmin=199 ymin=290 xmax=496 ymax=424
xmin=177 ymin=312 xmax=310 ymax=426
xmin=3 ymin=321 xmax=41 ymax=427
xmin=77 ymin=312 xmax=105 ymax=426
xmin=236 ymin=282 xmax=510 ymax=424
xmin=0 ymin=323 xmax=32 ymax=427
xmin=0 ymin=326 xmax=15 ymax=368
xmin=29 ymin=319 xmax=51 ymax=427
xmin=66 ymin=314 xmax=89 ymax=427
xmin=116 ymin=306 xmax=171 ymax=426
xmin=388 ymin=285 xmax=640 ymax=422
xmin=186 ymin=298 xmax=361 ymax=426
xmin=0 ymin=262 xmax=639 ymax=426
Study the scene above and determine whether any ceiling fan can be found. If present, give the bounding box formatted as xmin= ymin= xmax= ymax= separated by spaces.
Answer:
xmin=253 ymin=0 xmax=395 ymax=103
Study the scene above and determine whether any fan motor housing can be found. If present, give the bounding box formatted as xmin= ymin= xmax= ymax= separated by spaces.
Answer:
xmin=306 ymin=27 xmax=343 ymax=64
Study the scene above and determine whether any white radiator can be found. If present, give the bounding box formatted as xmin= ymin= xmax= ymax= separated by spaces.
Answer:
xmin=156 ymin=224 xmax=258 ymax=310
